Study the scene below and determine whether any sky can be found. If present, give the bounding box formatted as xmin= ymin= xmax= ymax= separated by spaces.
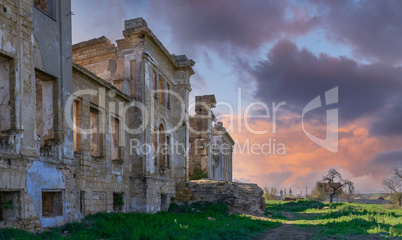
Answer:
xmin=72 ymin=0 xmax=402 ymax=194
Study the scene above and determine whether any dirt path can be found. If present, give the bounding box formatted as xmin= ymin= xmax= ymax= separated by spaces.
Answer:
xmin=257 ymin=222 xmax=316 ymax=240
xmin=254 ymin=211 xmax=397 ymax=240
xmin=255 ymin=211 xmax=316 ymax=240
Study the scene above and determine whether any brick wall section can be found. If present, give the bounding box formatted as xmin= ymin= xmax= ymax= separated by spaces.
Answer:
xmin=72 ymin=65 xmax=132 ymax=216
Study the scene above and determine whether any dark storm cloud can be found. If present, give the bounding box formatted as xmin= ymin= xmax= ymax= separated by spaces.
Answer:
xmin=148 ymin=0 xmax=316 ymax=54
xmin=247 ymin=40 xmax=402 ymax=123
xmin=370 ymin=100 xmax=402 ymax=137
xmin=147 ymin=0 xmax=402 ymax=64
xmin=370 ymin=149 xmax=402 ymax=167
xmin=310 ymin=0 xmax=402 ymax=64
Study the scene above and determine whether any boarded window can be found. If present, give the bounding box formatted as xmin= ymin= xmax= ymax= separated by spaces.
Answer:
xmin=90 ymin=108 xmax=103 ymax=158
xmin=111 ymin=118 xmax=121 ymax=161
xmin=153 ymin=70 xmax=158 ymax=99
xmin=0 ymin=58 xmax=11 ymax=134
xmin=160 ymin=194 xmax=168 ymax=211
xmin=153 ymin=130 xmax=158 ymax=167
xmin=80 ymin=191 xmax=85 ymax=214
xmin=42 ymin=191 xmax=63 ymax=217
xmin=166 ymin=135 xmax=171 ymax=168
xmin=158 ymin=78 xmax=164 ymax=104
xmin=36 ymin=76 xmax=54 ymax=148
xmin=130 ymin=60 xmax=136 ymax=98
xmin=166 ymin=83 xmax=171 ymax=109
xmin=0 ymin=191 xmax=21 ymax=222
xmin=158 ymin=124 xmax=165 ymax=169
xmin=34 ymin=0 xmax=54 ymax=18
xmin=73 ymin=100 xmax=81 ymax=152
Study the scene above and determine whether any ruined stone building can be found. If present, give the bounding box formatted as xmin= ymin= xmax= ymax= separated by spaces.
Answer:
xmin=0 ymin=0 xmax=235 ymax=232
xmin=212 ymin=121 xmax=234 ymax=181
xmin=1 ymin=0 xmax=75 ymax=231
xmin=72 ymin=17 xmax=195 ymax=214
xmin=189 ymin=95 xmax=234 ymax=182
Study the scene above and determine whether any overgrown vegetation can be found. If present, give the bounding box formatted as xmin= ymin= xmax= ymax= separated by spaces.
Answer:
xmin=3 ymin=199 xmax=401 ymax=239
xmin=263 ymin=186 xmax=278 ymax=201
xmin=113 ymin=194 xmax=124 ymax=207
xmin=0 ymin=200 xmax=14 ymax=210
xmin=267 ymin=199 xmax=326 ymax=212
xmin=310 ymin=183 xmax=327 ymax=201
xmin=266 ymin=200 xmax=402 ymax=238
xmin=383 ymin=165 xmax=402 ymax=207
xmin=0 ymin=202 xmax=278 ymax=240
xmin=189 ymin=161 xmax=208 ymax=180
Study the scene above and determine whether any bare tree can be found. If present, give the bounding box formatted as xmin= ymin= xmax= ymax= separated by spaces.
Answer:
xmin=383 ymin=166 xmax=402 ymax=207
xmin=340 ymin=190 xmax=356 ymax=203
xmin=322 ymin=169 xmax=354 ymax=203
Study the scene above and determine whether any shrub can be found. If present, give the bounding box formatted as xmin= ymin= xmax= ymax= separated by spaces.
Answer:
xmin=189 ymin=161 xmax=208 ymax=180
xmin=263 ymin=186 xmax=278 ymax=201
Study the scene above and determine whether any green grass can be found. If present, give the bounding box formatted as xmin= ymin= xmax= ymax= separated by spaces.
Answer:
xmin=266 ymin=200 xmax=402 ymax=238
xmin=0 ymin=202 xmax=279 ymax=240
xmin=266 ymin=199 xmax=327 ymax=212
xmin=3 ymin=201 xmax=401 ymax=239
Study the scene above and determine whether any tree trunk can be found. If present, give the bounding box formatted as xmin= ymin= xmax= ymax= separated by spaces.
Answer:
xmin=399 ymin=198 xmax=401 ymax=207
xmin=329 ymin=194 xmax=333 ymax=203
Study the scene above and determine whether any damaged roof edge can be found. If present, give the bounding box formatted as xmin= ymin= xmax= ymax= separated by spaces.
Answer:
xmin=132 ymin=28 xmax=196 ymax=71
xmin=72 ymin=17 xmax=195 ymax=73
xmin=72 ymin=36 xmax=113 ymax=51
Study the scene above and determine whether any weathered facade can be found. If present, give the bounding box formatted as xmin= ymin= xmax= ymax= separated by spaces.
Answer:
xmin=72 ymin=64 xmax=133 ymax=216
xmin=0 ymin=0 xmax=237 ymax=232
xmin=0 ymin=0 xmax=77 ymax=231
xmin=72 ymin=18 xmax=195 ymax=213
xmin=0 ymin=0 xmax=195 ymax=229
xmin=189 ymin=95 xmax=234 ymax=182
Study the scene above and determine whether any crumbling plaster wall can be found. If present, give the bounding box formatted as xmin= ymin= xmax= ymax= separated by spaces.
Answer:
xmin=0 ymin=0 xmax=33 ymax=156
xmin=27 ymin=161 xmax=66 ymax=228
xmin=33 ymin=0 xmax=74 ymax=161
xmin=0 ymin=0 xmax=77 ymax=231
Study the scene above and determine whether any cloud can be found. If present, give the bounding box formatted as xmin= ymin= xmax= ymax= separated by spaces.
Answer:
xmin=146 ymin=0 xmax=402 ymax=65
xmin=370 ymin=99 xmax=402 ymax=137
xmin=147 ymin=0 xmax=316 ymax=57
xmin=226 ymin=114 xmax=399 ymax=193
xmin=310 ymin=0 xmax=402 ymax=64
xmin=246 ymin=40 xmax=402 ymax=126
xmin=371 ymin=149 xmax=402 ymax=167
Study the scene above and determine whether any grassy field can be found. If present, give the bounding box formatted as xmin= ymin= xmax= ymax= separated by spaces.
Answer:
xmin=0 ymin=202 xmax=279 ymax=240
xmin=266 ymin=200 xmax=402 ymax=239
xmin=1 ymin=200 xmax=401 ymax=239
